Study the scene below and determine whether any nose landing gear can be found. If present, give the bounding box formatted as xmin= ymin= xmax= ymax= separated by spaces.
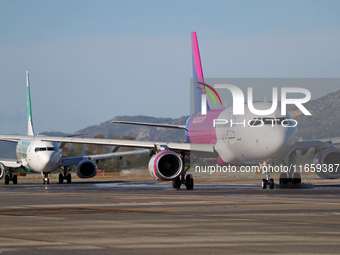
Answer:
xmin=43 ymin=172 xmax=50 ymax=185
xmin=261 ymin=161 xmax=275 ymax=189
xmin=262 ymin=178 xmax=274 ymax=189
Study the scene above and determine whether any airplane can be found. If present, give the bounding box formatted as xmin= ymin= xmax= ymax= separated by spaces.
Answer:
xmin=0 ymin=71 xmax=146 ymax=185
xmin=1 ymin=32 xmax=340 ymax=189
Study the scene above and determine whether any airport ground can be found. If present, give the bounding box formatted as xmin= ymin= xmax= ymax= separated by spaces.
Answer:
xmin=0 ymin=170 xmax=340 ymax=254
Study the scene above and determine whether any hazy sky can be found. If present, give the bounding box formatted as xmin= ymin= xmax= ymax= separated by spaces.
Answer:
xmin=0 ymin=0 xmax=339 ymax=134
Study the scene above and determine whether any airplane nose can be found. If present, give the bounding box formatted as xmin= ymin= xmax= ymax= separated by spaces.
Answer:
xmin=248 ymin=125 xmax=297 ymax=161
xmin=38 ymin=152 xmax=60 ymax=172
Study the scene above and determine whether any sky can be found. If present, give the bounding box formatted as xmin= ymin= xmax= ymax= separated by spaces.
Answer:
xmin=0 ymin=0 xmax=340 ymax=134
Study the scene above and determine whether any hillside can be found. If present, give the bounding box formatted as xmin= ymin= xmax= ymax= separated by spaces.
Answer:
xmin=290 ymin=90 xmax=340 ymax=140
xmin=77 ymin=115 xmax=189 ymax=142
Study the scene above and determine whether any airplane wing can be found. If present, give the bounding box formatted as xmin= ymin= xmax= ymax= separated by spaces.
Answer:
xmin=0 ymin=139 xmax=20 ymax=143
xmin=60 ymin=149 xmax=150 ymax=166
xmin=0 ymin=159 xmax=22 ymax=168
xmin=112 ymin=121 xmax=187 ymax=130
xmin=0 ymin=135 xmax=217 ymax=157
xmin=295 ymin=137 xmax=340 ymax=150
xmin=0 ymin=159 xmax=22 ymax=179
xmin=86 ymin=149 xmax=150 ymax=161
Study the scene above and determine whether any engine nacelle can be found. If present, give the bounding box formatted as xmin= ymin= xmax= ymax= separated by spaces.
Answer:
xmin=148 ymin=151 xmax=183 ymax=181
xmin=76 ymin=159 xmax=97 ymax=178
xmin=0 ymin=163 xmax=4 ymax=179
xmin=313 ymin=148 xmax=340 ymax=179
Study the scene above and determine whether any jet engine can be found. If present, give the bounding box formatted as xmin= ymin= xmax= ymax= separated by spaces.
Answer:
xmin=76 ymin=159 xmax=98 ymax=178
xmin=313 ymin=148 xmax=340 ymax=179
xmin=0 ymin=163 xmax=4 ymax=179
xmin=148 ymin=151 xmax=183 ymax=181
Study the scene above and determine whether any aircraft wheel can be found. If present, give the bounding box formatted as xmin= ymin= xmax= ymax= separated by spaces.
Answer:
xmin=67 ymin=173 xmax=72 ymax=183
xmin=13 ymin=175 xmax=17 ymax=185
xmin=5 ymin=175 xmax=9 ymax=185
xmin=279 ymin=172 xmax=288 ymax=185
xmin=59 ymin=173 xmax=64 ymax=184
xmin=269 ymin=178 xmax=274 ymax=189
xmin=172 ymin=177 xmax=181 ymax=190
xmin=261 ymin=179 xmax=267 ymax=189
xmin=292 ymin=172 xmax=301 ymax=184
xmin=185 ymin=174 xmax=194 ymax=190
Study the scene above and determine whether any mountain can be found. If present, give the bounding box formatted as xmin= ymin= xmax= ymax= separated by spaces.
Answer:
xmin=76 ymin=115 xmax=189 ymax=142
xmin=289 ymin=90 xmax=340 ymax=140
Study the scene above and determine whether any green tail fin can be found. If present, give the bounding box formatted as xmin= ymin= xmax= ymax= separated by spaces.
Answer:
xmin=26 ymin=71 xmax=35 ymax=136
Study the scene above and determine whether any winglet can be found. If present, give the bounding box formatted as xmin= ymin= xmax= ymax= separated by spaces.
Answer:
xmin=191 ymin=32 xmax=208 ymax=113
xmin=26 ymin=71 xmax=35 ymax=136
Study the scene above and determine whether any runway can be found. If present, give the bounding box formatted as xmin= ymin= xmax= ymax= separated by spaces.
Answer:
xmin=1 ymin=175 xmax=340 ymax=254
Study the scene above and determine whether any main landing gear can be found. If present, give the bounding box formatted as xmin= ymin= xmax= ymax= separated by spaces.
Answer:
xmin=172 ymin=160 xmax=194 ymax=190
xmin=279 ymin=172 xmax=301 ymax=186
xmin=4 ymin=169 xmax=17 ymax=185
xmin=58 ymin=167 xmax=72 ymax=184
xmin=172 ymin=173 xmax=194 ymax=190
xmin=171 ymin=155 xmax=194 ymax=190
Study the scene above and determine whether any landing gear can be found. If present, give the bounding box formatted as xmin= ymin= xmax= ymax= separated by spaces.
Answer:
xmin=12 ymin=175 xmax=17 ymax=185
xmin=67 ymin=173 xmax=72 ymax=183
xmin=261 ymin=161 xmax=274 ymax=189
xmin=4 ymin=169 xmax=18 ymax=185
xmin=279 ymin=172 xmax=301 ymax=187
xmin=172 ymin=154 xmax=194 ymax=190
xmin=171 ymin=155 xmax=194 ymax=190
xmin=185 ymin=174 xmax=194 ymax=190
xmin=59 ymin=173 xmax=64 ymax=184
xmin=43 ymin=172 xmax=50 ymax=185
xmin=171 ymin=173 xmax=195 ymax=190
xmin=279 ymin=172 xmax=288 ymax=185
xmin=172 ymin=177 xmax=181 ymax=190
xmin=261 ymin=178 xmax=274 ymax=190
xmin=292 ymin=172 xmax=301 ymax=184
xmin=58 ymin=167 xmax=72 ymax=184
xmin=269 ymin=178 xmax=274 ymax=189
xmin=5 ymin=175 xmax=9 ymax=185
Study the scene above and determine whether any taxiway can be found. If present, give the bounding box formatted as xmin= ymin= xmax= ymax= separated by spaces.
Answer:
xmin=0 ymin=174 xmax=340 ymax=254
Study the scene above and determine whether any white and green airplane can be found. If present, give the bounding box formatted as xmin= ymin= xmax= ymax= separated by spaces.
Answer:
xmin=0 ymin=72 xmax=143 ymax=185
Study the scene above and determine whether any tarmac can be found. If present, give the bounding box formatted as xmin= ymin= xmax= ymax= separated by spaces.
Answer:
xmin=1 ymin=172 xmax=340 ymax=254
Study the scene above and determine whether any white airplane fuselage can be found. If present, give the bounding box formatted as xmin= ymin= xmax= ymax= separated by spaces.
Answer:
xmin=16 ymin=140 xmax=62 ymax=174
xmin=186 ymin=102 xmax=298 ymax=165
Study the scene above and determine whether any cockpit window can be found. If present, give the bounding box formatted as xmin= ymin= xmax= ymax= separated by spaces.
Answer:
xmin=35 ymin=147 xmax=55 ymax=152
